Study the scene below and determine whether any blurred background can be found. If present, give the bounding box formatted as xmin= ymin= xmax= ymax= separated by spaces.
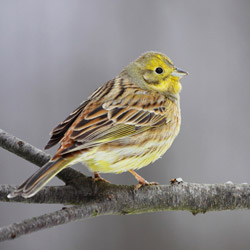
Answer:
xmin=1 ymin=0 xmax=250 ymax=249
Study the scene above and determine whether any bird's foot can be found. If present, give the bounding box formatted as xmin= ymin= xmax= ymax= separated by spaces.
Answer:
xmin=135 ymin=180 xmax=158 ymax=191
xmin=93 ymin=172 xmax=110 ymax=183
xmin=129 ymin=169 xmax=158 ymax=190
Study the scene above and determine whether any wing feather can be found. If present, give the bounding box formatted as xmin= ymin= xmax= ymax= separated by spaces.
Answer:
xmin=45 ymin=78 xmax=169 ymax=155
xmin=60 ymin=98 xmax=167 ymax=154
xmin=44 ymin=100 xmax=90 ymax=149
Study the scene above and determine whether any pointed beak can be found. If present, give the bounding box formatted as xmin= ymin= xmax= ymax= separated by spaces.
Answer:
xmin=171 ymin=68 xmax=188 ymax=78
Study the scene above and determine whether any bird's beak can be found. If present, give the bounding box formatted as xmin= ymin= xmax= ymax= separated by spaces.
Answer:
xmin=171 ymin=68 xmax=188 ymax=78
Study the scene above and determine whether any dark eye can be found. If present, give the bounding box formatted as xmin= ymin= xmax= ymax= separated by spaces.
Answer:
xmin=155 ymin=67 xmax=163 ymax=74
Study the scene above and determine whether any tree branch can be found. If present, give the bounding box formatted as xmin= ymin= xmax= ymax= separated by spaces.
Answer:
xmin=1 ymin=128 xmax=250 ymax=242
xmin=1 ymin=181 xmax=250 ymax=241
xmin=0 ymin=128 xmax=86 ymax=184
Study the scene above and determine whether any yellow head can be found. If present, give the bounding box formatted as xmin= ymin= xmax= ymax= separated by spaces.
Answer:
xmin=121 ymin=51 xmax=188 ymax=97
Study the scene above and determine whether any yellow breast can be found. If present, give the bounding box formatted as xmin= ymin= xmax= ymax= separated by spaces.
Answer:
xmin=80 ymin=98 xmax=181 ymax=174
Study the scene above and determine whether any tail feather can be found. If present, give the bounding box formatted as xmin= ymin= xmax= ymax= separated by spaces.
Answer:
xmin=8 ymin=158 xmax=70 ymax=199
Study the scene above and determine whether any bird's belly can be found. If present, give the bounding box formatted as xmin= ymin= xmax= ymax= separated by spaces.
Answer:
xmin=78 ymin=123 xmax=180 ymax=173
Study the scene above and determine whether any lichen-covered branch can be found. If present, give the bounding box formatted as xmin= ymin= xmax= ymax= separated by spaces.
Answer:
xmin=1 ymin=181 xmax=250 ymax=241
xmin=0 ymin=128 xmax=86 ymax=184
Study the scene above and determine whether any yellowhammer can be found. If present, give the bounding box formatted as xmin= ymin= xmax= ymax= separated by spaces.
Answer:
xmin=8 ymin=51 xmax=187 ymax=198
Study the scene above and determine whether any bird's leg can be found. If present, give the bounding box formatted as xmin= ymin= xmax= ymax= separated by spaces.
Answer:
xmin=93 ymin=172 xmax=110 ymax=183
xmin=129 ymin=170 xmax=158 ymax=190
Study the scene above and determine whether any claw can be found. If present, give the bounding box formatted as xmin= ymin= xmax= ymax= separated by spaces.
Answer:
xmin=135 ymin=181 xmax=158 ymax=191
xmin=129 ymin=169 xmax=158 ymax=190
xmin=94 ymin=172 xmax=110 ymax=183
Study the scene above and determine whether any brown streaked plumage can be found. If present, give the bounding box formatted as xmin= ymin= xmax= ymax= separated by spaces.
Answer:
xmin=8 ymin=51 xmax=187 ymax=198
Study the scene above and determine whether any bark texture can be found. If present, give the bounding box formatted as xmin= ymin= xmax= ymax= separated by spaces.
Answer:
xmin=0 ymin=128 xmax=86 ymax=184
xmin=0 ymin=128 xmax=250 ymax=242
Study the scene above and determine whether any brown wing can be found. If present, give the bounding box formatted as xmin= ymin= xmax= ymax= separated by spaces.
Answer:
xmin=57 ymin=79 xmax=168 ymax=154
xmin=44 ymin=100 xmax=90 ymax=149
xmin=44 ymin=79 xmax=117 ymax=150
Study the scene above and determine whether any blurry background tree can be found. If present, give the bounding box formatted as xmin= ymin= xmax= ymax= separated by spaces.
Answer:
xmin=0 ymin=0 xmax=250 ymax=250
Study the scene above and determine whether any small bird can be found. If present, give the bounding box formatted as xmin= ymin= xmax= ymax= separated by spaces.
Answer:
xmin=8 ymin=51 xmax=187 ymax=198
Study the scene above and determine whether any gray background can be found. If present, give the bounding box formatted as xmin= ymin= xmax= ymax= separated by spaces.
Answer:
xmin=1 ymin=0 xmax=250 ymax=249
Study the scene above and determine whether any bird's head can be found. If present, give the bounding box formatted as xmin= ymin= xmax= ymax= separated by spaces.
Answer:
xmin=122 ymin=51 xmax=188 ymax=97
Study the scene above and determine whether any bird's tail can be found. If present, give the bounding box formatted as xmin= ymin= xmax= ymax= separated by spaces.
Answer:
xmin=8 ymin=157 xmax=70 ymax=199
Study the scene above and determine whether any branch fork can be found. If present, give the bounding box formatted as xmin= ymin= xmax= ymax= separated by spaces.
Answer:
xmin=0 ymin=128 xmax=250 ymax=242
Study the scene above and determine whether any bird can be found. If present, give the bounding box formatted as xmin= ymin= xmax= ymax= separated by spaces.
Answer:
xmin=8 ymin=51 xmax=187 ymax=199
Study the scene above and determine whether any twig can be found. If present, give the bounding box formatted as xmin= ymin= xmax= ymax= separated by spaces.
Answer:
xmin=0 ymin=128 xmax=86 ymax=184
xmin=0 ymin=204 xmax=111 ymax=241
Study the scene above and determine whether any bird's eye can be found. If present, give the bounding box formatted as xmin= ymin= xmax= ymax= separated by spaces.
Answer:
xmin=155 ymin=67 xmax=163 ymax=74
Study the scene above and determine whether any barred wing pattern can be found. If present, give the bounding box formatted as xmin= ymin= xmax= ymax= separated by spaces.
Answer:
xmin=45 ymin=78 xmax=169 ymax=155
xmin=44 ymin=100 xmax=90 ymax=149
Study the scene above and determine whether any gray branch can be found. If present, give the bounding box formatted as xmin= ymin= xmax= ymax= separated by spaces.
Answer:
xmin=1 ymin=182 xmax=250 ymax=241
xmin=0 ymin=128 xmax=86 ymax=184
xmin=1 ymin=128 xmax=250 ymax=242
